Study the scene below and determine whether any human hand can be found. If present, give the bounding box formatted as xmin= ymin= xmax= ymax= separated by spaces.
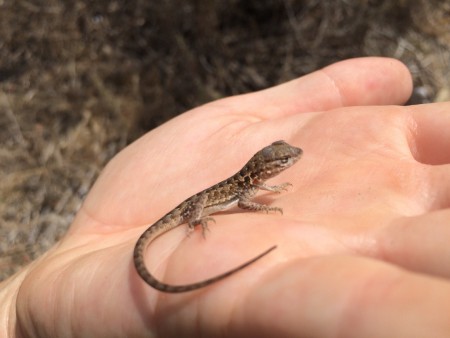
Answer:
xmin=4 ymin=57 xmax=450 ymax=337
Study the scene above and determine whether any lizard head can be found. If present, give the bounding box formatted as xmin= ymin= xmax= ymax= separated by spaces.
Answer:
xmin=245 ymin=140 xmax=303 ymax=181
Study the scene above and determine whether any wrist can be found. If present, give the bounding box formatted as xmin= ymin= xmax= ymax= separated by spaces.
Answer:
xmin=0 ymin=269 xmax=30 ymax=338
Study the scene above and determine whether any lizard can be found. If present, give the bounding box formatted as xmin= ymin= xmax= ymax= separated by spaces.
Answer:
xmin=133 ymin=140 xmax=303 ymax=293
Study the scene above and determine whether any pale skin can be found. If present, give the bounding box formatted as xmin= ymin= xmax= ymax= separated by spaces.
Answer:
xmin=2 ymin=57 xmax=450 ymax=337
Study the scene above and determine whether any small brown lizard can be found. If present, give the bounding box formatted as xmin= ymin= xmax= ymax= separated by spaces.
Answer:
xmin=133 ymin=140 xmax=302 ymax=293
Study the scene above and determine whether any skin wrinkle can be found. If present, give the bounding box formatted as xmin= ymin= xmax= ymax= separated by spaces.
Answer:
xmin=405 ymin=109 xmax=421 ymax=162
xmin=320 ymin=68 xmax=345 ymax=108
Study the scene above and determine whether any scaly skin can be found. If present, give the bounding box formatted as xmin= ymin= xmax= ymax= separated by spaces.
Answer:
xmin=133 ymin=140 xmax=302 ymax=293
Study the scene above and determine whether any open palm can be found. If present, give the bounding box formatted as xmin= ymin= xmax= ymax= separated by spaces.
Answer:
xmin=7 ymin=57 xmax=450 ymax=338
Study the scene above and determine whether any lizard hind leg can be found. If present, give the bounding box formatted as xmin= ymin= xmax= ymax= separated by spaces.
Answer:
xmin=185 ymin=192 xmax=215 ymax=238
xmin=188 ymin=216 xmax=216 ymax=238
xmin=256 ymin=182 xmax=292 ymax=193
xmin=238 ymin=199 xmax=283 ymax=215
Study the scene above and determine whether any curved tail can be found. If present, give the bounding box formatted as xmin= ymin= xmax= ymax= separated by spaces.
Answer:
xmin=133 ymin=240 xmax=277 ymax=293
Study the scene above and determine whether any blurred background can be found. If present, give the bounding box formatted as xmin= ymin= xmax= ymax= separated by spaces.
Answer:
xmin=1 ymin=0 xmax=449 ymax=280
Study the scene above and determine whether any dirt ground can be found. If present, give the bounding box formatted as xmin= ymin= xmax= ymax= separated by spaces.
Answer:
xmin=1 ymin=0 xmax=449 ymax=281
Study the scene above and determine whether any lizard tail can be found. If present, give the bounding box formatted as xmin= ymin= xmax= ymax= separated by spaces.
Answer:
xmin=133 ymin=241 xmax=277 ymax=293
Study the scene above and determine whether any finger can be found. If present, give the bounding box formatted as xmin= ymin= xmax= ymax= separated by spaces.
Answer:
xmin=221 ymin=57 xmax=412 ymax=117
xmin=409 ymin=102 xmax=450 ymax=165
xmin=430 ymin=164 xmax=450 ymax=209
xmin=237 ymin=256 xmax=450 ymax=338
xmin=373 ymin=208 xmax=450 ymax=278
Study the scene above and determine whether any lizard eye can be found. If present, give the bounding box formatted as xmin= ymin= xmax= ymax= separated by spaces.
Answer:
xmin=280 ymin=157 xmax=289 ymax=164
